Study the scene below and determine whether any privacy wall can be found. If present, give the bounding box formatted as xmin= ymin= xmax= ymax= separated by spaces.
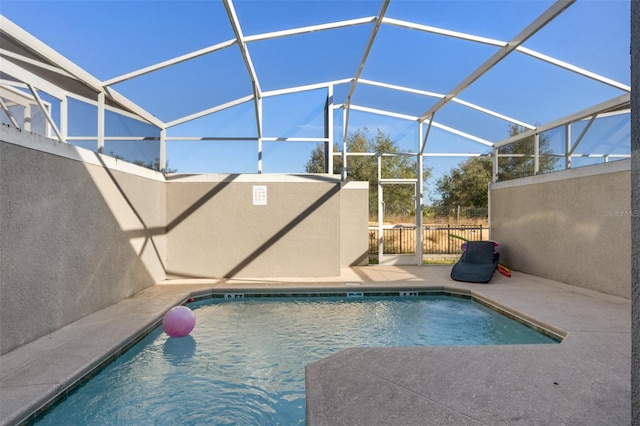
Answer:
xmin=0 ymin=128 xmax=369 ymax=353
xmin=0 ymin=127 xmax=166 ymax=354
xmin=490 ymin=160 xmax=631 ymax=299
xmin=166 ymin=175 xmax=368 ymax=279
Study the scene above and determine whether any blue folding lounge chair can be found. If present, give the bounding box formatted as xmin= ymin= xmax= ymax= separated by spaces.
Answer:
xmin=450 ymin=241 xmax=500 ymax=283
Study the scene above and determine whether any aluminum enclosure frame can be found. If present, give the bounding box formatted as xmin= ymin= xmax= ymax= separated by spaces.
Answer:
xmin=0 ymin=0 xmax=631 ymax=265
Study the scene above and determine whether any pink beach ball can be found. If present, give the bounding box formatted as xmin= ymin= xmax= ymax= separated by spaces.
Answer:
xmin=162 ymin=306 xmax=196 ymax=338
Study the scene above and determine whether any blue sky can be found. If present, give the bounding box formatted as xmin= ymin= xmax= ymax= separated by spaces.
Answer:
xmin=1 ymin=0 xmax=631 ymax=201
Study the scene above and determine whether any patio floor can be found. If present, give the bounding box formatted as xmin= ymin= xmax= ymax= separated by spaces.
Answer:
xmin=0 ymin=265 xmax=631 ymax=425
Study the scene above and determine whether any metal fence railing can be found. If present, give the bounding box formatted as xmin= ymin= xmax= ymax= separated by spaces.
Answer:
xmin=368 ymin=225 xmax=489 ymax=255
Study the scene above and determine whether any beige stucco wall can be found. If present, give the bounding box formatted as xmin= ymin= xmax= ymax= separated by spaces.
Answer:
xmin=631 ymin=1 xmax=639 ymax=420
xmin=340 ymin=181 xmax=370 ymax=267
xmin=490 ymin=160 xmax=631 ymax=298
xmin=0 ymin=127 xmax=370 ymax=353
xmin=0 ymin=127 xmax=166 ymax=354
xmin=166 ymin=174 xmax=361 ymax=278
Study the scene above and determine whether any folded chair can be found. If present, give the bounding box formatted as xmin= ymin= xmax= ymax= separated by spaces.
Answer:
xmin=450 ymin=241 xmax=499 ymax=283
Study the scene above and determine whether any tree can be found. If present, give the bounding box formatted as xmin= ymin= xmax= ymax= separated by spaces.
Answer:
xmin=435 ymin=156 xmax=492 ymax=208
xmin=434 ymin=124 xmax=558 ymax=208
xmin=306 ymin=128 xmax=430 ymax=216
xmin=496 ymin=124 xmax=558 ymax=181
xmin=305 ymin=143 xmax=335 ymax=173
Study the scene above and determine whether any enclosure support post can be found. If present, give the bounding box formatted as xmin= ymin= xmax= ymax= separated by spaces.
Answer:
xmin=59 ymin=96 xmax=68 ymax=141
xmin=257 ymin=96 xmax=263 ymax=173
xmin=24 ymin=103 xmax=31 ymax=133
xmin=97 ymin=91 xmax=105 ymax=153
xmin=534 ymin=133 xmax=540 ymax=175
xmin=565 ymin=124 xmax=572 ymax=169
xmin=342 ymin=108 xmax=348 ymax=181
xmin=325 ymin=85 xmax=334 ymax=174
xmin=0 ymin=97 xmax=20 ymax=129
xmin=159 ymin=128 xmax=167 ymax=172
xmin=492 ymin=146 xmax=499 ymax=182
xmin=377 ymin=155 xmax=384 ymax=261
xmin=28 ymin=84 xmax=64 ymax=143
xmin=416 ymin=152 xmax=424 ymax=265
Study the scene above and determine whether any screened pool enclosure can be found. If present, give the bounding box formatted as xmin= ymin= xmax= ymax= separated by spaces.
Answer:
xmin=0 ymin=0 xmax=631 ymax=261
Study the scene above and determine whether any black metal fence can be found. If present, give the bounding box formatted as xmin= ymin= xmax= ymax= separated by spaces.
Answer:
xmin=368 ymin=225 xmax=489 ymax=255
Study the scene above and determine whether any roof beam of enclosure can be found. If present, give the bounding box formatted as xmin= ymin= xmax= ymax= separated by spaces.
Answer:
xmin=262 ymin=79 xmax=351 ymax=97
xmin=27 ymin=83 xmax=64 ymax=142
xmin=165 ymin=94 xmax=255 ymax=128
xmin=103 ymin=87 xmax=165 ymax=129
xmin=262 ymin=137 xmax=329 ymax=142
xmin=0 ymin=48 xmax=77 ymax=80
xmin=1 ymin=58 xmax=66 ymax=100
xmin=223 ymin=0 xmax=263 ymax=142
xmin=0 ymin=96 xmax=21 ymax=129
xmin=102 ymin=39 xmax=237 ymax=87
xmin=348 ymin=104 xmax=494 ymax=147
xmin=417 ymin=0 xmax=576 ymax=152
xmin=384 ymin=17 xmax=629 ymax=94
xmin=383 ymin=17 xmax=506 ymax=46
xmin=167 ymin=78 xmax=353 ymax=132
xmin=243 ymin=17 xmax=377 ymax=43
xmin=567 ymin=114 xmax=597 ymax=157
xmin=349 ymin=104 xmax=417 ymax=122
xmin=165 ymin=78 xmax=349 ymax=130
xmin=342 ymin=0 xmax=390 ymax=141
xmin=57 ymin=90 xmax=162 ymax=124
xmin=517 ymin=47 xmax=631 ymax=92
xmin=1 ymin=16 xmax=103 ymax=93
xmin=2 ymin=16 xmax=164 ymax=129
xmin=493 ymin=93 xmax=630 ymax=148
xmin=358 ymin=78 xmax=535 ymax=130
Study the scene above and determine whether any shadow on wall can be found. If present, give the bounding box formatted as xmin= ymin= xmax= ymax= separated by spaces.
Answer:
xmin=164 ymin=177 xmax=344 ymax=279
xmin=222 ymin=183 xmax=340 ymax=278
xmin=0 ymin=132 xmax=163 ymax=354
xmin=91 ymin=152 xmax=167 ymax=280
xmin=489 ymin=164 xmax=631 ymax=298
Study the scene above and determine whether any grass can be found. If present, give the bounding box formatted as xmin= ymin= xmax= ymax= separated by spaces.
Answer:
xmin=370 ymin=214 xmax=488 ymax=227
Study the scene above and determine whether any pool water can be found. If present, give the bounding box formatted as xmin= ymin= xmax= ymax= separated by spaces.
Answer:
xmin=35 ymin=295 xmax=556 ymax=425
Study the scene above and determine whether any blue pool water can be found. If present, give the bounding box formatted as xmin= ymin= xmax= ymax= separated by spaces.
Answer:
xmin=35 ymin=295 xmax=556 ymax=425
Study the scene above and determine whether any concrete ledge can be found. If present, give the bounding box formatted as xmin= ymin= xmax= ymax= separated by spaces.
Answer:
xmin=0 ymin=266 xmax=630 ymax=425
xmin=0 ymin=125 xmax=166 ymax=182
xmin=490 ymin=158 xmax=630 ymax=190
xmin=306 ymin=267 xmax=631 ymax=425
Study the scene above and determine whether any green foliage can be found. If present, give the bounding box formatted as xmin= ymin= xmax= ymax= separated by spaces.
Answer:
xmin=435 ymin=156 xmax=492 ymax=208
xmin=305 ymin=128 xmax=431 ymax=215
xmin=305 ymin=144 xmax=332 ymax=173
xmin=496 ymin=124 xmax=558 ymax=180
xmin=434 ymin=124 xmax=558 ymax=208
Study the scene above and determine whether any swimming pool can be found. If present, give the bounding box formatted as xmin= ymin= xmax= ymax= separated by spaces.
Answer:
xmin=34 ymin=294 xmax=557 ymax=425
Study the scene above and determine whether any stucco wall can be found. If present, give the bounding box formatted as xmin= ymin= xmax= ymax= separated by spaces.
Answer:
xmin=630 ymin=0 xmax=639 ymax=422
xmin=0 ymin=127 xmax=166 ymax=354
xmin=490 ymin=161 xmax=631 ymax=299
xmin=0 ymin=127 xmax=370 ymax=353
xmin=165 ymin=174 xmax=357 ymax=278
xmin=340 ymin=181 xmax=370 ymax=267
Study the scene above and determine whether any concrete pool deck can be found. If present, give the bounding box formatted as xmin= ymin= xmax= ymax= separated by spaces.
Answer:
xmin=0 ymin=265 xmax=630 ymax=425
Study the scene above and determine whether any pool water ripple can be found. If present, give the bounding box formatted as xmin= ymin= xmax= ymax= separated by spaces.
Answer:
xmin=35 ymin=296 xmax=555 ymax=425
